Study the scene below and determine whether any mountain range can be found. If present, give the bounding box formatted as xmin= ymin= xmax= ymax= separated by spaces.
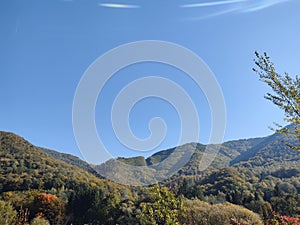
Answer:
xmin=1 ymin=128 xmax=299 ymax=181
xmin=1 ymin=128 xmax=299 ymax=189
xmin=1 ymin=128 xmax=299 ymax=224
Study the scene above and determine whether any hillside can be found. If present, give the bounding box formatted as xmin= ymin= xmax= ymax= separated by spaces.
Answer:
xmin=39 ymin=147 xmax=100 ymax=177
xmin=0 ymin=131 xmax=136 ymax=224
xmin=1 ymin=130 xmax=299 ymax=187
xmin=96 ymin=132 xmax=299 ymax=185
xmin=0 ymin=131 xmax=123 ymax=192
xmin=95 ymin=130 xmax=300 ymax=218
xmin=0 ymin=130 xmax=299 ymax=224
xmin=0 ymin=132 xmax=95 ymax=192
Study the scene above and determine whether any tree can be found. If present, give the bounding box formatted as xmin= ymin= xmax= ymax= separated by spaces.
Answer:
xmin=67 ymin=183 xmax=122 ymax=225
xmin=137 ymin=183 xmax=185 ymax=225
xmin=30 ymin=193 xmax=65 ymax=225
xmin=0 ymin=200 xmax=17 ymax=225
xmin=30 ymin=216 xmax=50 ymax=225
xmin=253 ymin=51 xmax=300 ymax=151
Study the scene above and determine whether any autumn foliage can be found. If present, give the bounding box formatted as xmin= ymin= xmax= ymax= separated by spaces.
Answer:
xmin=31 ymin=193 xmax=65 ymax=225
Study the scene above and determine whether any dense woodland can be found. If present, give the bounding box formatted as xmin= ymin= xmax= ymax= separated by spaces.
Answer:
xmin=0 ymin=129 xmax=299 ymax=225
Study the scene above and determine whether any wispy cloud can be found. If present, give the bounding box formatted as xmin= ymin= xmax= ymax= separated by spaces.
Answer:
xmin=240 ymin=0 xmax=290 ymax=13
xmin=182 ymin=0 xmax=293 ymax=20
xmin=184 ymin=7 xmax=240 ymax=20
xmin=180 ymin=0 xmax=247 ymax=8
xmin=99 ymin=3 xmax=140 ymax=9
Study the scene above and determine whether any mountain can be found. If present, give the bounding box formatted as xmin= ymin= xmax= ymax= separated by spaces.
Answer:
xmin=115 ymin=137 xmax=265 ymax=170
xmin=101 ymin=129 xmax=299 ymax=216
xmin=230 ymin=131 xmax=300 ymax=166
xmin=1 ymin=129 xmax=299 ymax=185
xmin=0 ymin=129 xmax=299 ymax=223
xmin=0 ymin=131 xmax=138 ymax=225
xmin=94 ymin=131 xmax=300 ymax=186
xmin=0 ymin=130 xmax=270 ymax=188
xmin=39 ymin=147 xmax=100 ymax=177
xmin=0 ymin=131 xmax=118 ymax=193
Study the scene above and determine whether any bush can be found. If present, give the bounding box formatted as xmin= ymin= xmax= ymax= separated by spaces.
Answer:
xmin=184 ymin=199 xmax=263 ymax=225
xmin=0 ymin=200 xmax=17 ymax=225
xmin=30 ymin=217 xmax=50 ymax=225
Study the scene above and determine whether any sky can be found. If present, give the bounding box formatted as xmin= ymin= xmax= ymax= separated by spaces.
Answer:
xmin=1 ymin=0 xmax=300 ymax=163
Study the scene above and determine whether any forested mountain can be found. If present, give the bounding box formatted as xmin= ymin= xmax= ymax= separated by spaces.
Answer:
xmin=39 ymin=147 xmax=98 ymax=176
xmin=97 ymin=131 xmax=299 ymax=186
xmin=0 ymin=130 xmax=299 ymax=224
xmin=0 ymin=131 xmax=134 ymax=224
xmin=0 ymin=131 xmax=109 ymax=193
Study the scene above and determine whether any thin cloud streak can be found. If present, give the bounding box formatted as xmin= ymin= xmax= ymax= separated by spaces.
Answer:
xmin=183 ymin=7 xmax=240 ymax=21
xmin=181 ymin=0 xmax=246 ymax=8
xmin=240 ymin=0 xmax=290 ymax=13
xmin=183 ymin=0 xmax=293 ymax=20
xmin=99 ymin=3 xmax=140 ymax=9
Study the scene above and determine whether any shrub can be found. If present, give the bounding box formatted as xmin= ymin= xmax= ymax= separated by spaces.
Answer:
xmin=183 ymin=199 xmax=263 ymax=225
xmin=0 ymin=200 xmax=17 ymax=225
xmin=30 ymin=217 xmax=50 ymax=225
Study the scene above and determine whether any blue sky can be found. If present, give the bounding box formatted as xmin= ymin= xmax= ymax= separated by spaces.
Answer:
xmin=1 ymin=0 xmax=300 ymax=161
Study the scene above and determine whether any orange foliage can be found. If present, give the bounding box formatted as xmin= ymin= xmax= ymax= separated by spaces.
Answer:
xmin=37 ymin=193 xmax=59 ymax=204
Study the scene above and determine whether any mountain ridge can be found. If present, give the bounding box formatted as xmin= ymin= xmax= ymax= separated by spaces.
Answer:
xmin=1 ymin=129 xmax=299 ymax=221
xmin=2 ymin=130 xmax=298 ymax=176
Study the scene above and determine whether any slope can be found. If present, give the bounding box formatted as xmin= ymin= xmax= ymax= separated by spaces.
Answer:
xmin=0 ymin=131 xmax=115 ymax=193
